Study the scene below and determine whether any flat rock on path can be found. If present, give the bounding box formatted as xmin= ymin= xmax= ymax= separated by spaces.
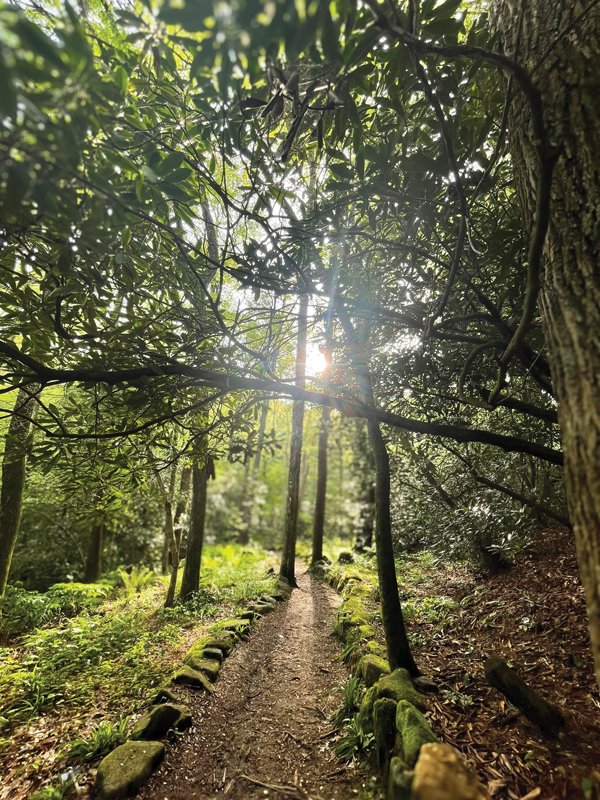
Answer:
xmin=139 ymin=568 xmax=365 ymax=800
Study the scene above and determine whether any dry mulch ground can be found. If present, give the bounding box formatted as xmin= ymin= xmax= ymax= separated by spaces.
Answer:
xmin=400 ymin=527 xmax=600 ymax=800
xmin=139 ymin=568 xmax=369 ymax=800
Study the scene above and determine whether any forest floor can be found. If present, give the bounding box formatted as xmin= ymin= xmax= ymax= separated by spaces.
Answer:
xmin=367 ymin=527 xmax=600 ymax=800
xmin=138 ymin=567 xmax=372 ymax=800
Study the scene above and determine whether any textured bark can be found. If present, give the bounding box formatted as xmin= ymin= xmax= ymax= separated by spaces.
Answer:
xmin=83 ymin=521 xmax=104 ymax=583
xmin=311 ymin=404 xmax=330 ymax=564
xmin=279 ymin=294 xmax=308 ymax=586
xmin=491 ymin=0 xmax=600 ymax=684
xmin=180 ymin=462 xmax=208 ymax=600
xmin=0 ymin=388 xmax=38 ymax=594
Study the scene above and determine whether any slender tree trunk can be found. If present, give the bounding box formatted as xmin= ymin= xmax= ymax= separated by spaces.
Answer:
xmin=0 ymin=388 xmax=38 ymax=594
xmin=338 ymin=306 xmax=418 ymax=675
xmin=164 ymin=465 xmax=191 ymax=607
xmin=492 ymin=0 xmax=600 ymax=683
xmin=238 ymin=458 xmax=251 ymax=546
xmin=83 ymin=521 xmax=104 ymax=583
xmin=312 ymin=404 xmax=330 ymax=564
xmin=180 ymin=461 xmax=209 ymax=600
xmin=279 ymin=294 xmax=308 ymax=586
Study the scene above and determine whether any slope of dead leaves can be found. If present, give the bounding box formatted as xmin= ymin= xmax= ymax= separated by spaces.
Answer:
xmin=399 ymin=527 xmax=600 ymax=800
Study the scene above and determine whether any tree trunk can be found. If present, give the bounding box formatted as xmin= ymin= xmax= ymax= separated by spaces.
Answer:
xmin=492 ymin=0 xmax=600 ymax=684
xmin=311 ymin=404 xmax=330 ymax=564
xmin=279 ymin=294 xmax=308 ymax=586
xmin=0 ymin=388 xmax=38 ymax=594
xmin=83 ymin=521 xmax=104 ymax=583
xmin=337 ymin=306 xmax=418 ymax=675
xmin=180 ymin=461 xmax=209 ymax=600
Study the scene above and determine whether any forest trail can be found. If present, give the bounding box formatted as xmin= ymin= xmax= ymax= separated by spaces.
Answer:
xmin=139 ymin=566 xmax=364 ymax=800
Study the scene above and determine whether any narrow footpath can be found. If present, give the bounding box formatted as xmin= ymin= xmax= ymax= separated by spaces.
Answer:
xmin=139 ymin=567 xmax=366 ymax=800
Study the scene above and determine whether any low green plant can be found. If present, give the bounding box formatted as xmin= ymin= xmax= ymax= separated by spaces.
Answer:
xmin=66 ymin=717 xmax=129 ymax=762
xmin=117 ymin=566 xmax=157 ymax=594
xmin=441 ymin=689 xmax=473 ymax=708
xmin=332 ymin=675 xmax=364 ymax=727
xmin=31 ymin=780 xmax=75 ymax=800
xmin=334 ymin=716 xmax=374 ymax=761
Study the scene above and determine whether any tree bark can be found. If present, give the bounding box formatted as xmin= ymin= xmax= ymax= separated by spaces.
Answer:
xmin=180 ymin=460 xmax=210 ymax=600
xmin=83 ymin=521 xmax=104 ymax=583
xmin=311 ymin=404 xmax=330 ymax=564
xmin=165 ymin=465 xmax=191 ymax=607
xmin=491 ymin=0 xmax=600 ymax=684
xmin=0 ymin=388 xmax=38 ymax=594
xmin=338 ymin=306 xmax=418 ymax=675
xmin=279 ymin=294 xmax=308 ymax=586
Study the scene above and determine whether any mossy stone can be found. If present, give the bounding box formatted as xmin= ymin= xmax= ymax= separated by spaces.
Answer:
xmin=95 ymin=741 xmax=165 ymax=800
xmin=356 ymin=685 xmax=377 ymax=734
xmin=365 ymin=640 xmax=388 ymax=659
xmin=171 ymin=665 xmax=214 ymax=692
xmin=412 ymin=742 xmax=487 ymax=800
xmin=240 ymin=609 xmax=256 ymax=620
xmin=376 ymin=669 xmax=425 ymax=710
xmin=131 ymin=703 xmax=192 ymax=740
xmin=214 ymin=618 xmax=251 ymax=637
xmin=373 ymin=698 xmax=397 ymax=773
xmin=184 ymin=654 xmax=220 ymax=681
xmin=387 ymin=755 xmax=413 ymax=800
xmin=396 ymin=700 xmax=437 ymax=768
xmin=338 ymin=551 xmax=354 ymax=564
xmin=359 ymin=654 xmax=391 ymax=687
xmin=202 ymin=646 xmax=224 ymax=662
xmin=151 ymin=686 xmax=178 ymax=705
xmin=188 ymin=632 xmax=236 ymax=657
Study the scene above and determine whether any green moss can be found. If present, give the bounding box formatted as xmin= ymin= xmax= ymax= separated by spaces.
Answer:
xmin=171 ymin=665 xmax=214 ymax=692
xmin=364 ymin=640 xmax=387 ymax=659
xmin=359 ymin=654 xmax=391 ymax=687
xmin=201 ymin=646 xmax=224 ymax=662
xmin=131 ymin=703 xmax=191 ymax=740
xmin=184 ymin=653 xmax=220 ymax=681
xmin=212 ymin=618 xmax=251 ymax=637
xmin=186 ymin=631 xmax=236 ymax=657
xmin=387 ymin=755 xmax=412 ymax=800
xmin=373 ymin=698 xmax=397 ymax=773
xmin=95 ymin=741 xmax=165 ymax=799
xmin=395 ymin=700 xmax=437 ymax=768
xmin=376 ymin=669 xmax=425 ymax=710
xmin=356 ymin=685 xmax=377 ymax=734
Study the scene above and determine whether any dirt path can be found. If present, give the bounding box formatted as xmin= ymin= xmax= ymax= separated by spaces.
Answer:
xmin=139 ymin=567 xmax=365 ymax=800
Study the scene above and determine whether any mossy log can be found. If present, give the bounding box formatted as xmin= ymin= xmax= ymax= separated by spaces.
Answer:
xmin=484 ymin=655 xmax=565 ymax=737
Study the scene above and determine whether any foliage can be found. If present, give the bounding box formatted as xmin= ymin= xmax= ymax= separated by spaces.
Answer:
xmin=117 ymin=566 xmax=158 ymax=594
xmin=66 ymin=717 xmax=129 ymax=762
xmin=333 ymin=716 xmax=374 ymax=762
xmin=332 ymin=675 xmax=364 ymax=728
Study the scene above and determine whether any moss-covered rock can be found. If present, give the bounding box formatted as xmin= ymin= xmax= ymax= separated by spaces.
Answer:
xmin=338 ymin=551 xmax=354 ymax=564
xmin=184 ymin=653 xmax=221 ymax=681
xmin=395 ymin=700 xmax=437 ymax=768
xmin=214 ymin=618 xmax=251 ymax=637
xmin=171 ymin=665 xmax=215 ymax=692
xmin=356 ymin=685 xmax=377 ymax=734
xmin=151 ymin=686 xmax=178 ymax=705
xmin=412 ymin=743 xmax=488 ymax=800
xmin=202 ymin=646 xmax=224 ymax=662
xmin=95 ymin=741 xmax=165 ymax=799
xmin=131 ymin=703 xmax=192 ymax=740
xmin=364 ymin=640 xmax=388 ymax=660
xmin=387 ymin=756 xmax=413 ymax=800
xmin=376 ymin=669 xmax=425 ymax=710
xmin=187 ymin=632 xmax=236 ymax=657
xmin=373 ymin=698 xmax=397 ymax=773
xmin=359 ymin=654 xmax=391 ymax=687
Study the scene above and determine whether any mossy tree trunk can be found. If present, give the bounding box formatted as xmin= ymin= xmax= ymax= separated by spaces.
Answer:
xmin=180 ymin=460 xmax=211 ymax=600
xmin=279 ymin=293 xmax=308 ymax=587
xmin=492 ymin=0 xmax=600 ymax=684
xmin=0 ymin=388 xmax=38 ymax=595
xmin=83 ymin=521 xmax=104 ymax=583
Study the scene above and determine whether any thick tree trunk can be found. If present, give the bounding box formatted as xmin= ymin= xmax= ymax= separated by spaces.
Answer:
xmin=83 ymin=521 xmax=104 ymax=583
xmin=279 ymin=294 xmax=308 ymax=586
xmin=492 ymin=0 xmax=600 ymax=684
xmin=311 ymin=404 xmax=330 ymax=564
xmin=0 ymin=388 xmax=38 ymax=594
xmin=180 ymin=461 xmax=209 ymax=600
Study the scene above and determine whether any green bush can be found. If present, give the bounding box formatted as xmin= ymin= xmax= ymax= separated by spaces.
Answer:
xmin=66 ymin=717 xmax=129 ymax=762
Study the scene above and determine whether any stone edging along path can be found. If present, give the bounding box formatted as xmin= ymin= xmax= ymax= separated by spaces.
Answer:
xmin=314 ymin=558 xmax=489 ymax=800
xmin=94 ymin=583 xmax=291 ymax=800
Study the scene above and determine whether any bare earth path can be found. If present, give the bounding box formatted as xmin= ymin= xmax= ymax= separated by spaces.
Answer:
xmin=139 ymin=567 xmax=366 ymax=800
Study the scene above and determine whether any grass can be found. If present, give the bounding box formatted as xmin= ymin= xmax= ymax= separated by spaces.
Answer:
xmin=66 ymin=717 xmax=129 ymax=762
xmin=0 ymin=543 xmax=277 ymax=732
